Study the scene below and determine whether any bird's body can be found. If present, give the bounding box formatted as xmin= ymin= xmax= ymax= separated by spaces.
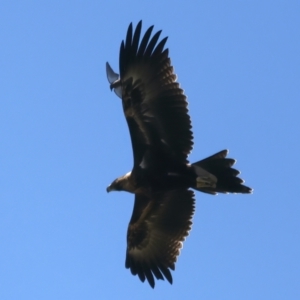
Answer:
xmin=106 ymin=21 xmax=252 ymax=288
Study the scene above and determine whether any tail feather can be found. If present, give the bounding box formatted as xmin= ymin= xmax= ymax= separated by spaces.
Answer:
xmin=192 ymin=150 xmax=252 ymax=195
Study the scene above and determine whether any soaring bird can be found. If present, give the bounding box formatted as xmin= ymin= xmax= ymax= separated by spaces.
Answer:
xmin=106 ymin=21 xmax=252 ymax=288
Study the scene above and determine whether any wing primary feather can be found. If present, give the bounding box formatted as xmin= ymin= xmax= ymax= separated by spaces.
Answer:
xmin=131 ymin=20 xmax=142 ymax=56
xmin=125 ymin=22 xmax=133 ymax=51
xmin=137 ymin=270 xmax=146 ymax=283
xmin=144 ymin=268 xmax=155 ymax=288
xmin=144 ymin=30 xmax=162 ymax=57
xmin=119 ymin=41 xmax=125 ymax=76
xmin=152 ymin=36 xmax=168 ymax=57
xmin=150 ymin=263 xmax=164 ymax=280
xmin=137 ymin=25 xmax=154 ymax=56
xmin=169 ymin=262 xmax=175 ymax=271
xmin=158 ymin=265 xmax=173 ymax=284
xmin=128 ymin=258 xmax=137 ymax=275
xmin=125 ymin=255 xmax=130 ymax=269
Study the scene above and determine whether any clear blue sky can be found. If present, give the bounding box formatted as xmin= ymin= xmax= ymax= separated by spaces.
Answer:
xmin=1 ymin=1 xmax=299 ymax=299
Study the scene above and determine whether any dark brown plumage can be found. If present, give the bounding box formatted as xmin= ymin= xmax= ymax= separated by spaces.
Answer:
xmin=106 ymin=21 xmax=252 ymax=288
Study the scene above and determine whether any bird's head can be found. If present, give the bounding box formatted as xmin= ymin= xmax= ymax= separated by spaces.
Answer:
xmin=106 ymin=178 xmax=122 ymax=193
xmin=106 ymin=172 xmax=133 ymax=193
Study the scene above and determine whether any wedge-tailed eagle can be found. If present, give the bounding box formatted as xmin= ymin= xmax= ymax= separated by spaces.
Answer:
xmin=106 ymin=21 xmax=252 ymax=288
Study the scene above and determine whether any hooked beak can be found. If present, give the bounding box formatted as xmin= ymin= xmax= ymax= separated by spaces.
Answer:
xmin=106 ymin=185 xmax=111 ymax=193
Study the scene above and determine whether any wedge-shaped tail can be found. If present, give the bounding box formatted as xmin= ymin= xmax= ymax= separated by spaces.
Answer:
xmin=192 ymin=150 xmax=252 ymax=195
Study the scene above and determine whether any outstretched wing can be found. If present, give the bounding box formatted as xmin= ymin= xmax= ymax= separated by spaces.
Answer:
xmin=108 ymin=21 xmax=193 ymax=166
xmin=125 ymin=189 xmax=195 ymax=288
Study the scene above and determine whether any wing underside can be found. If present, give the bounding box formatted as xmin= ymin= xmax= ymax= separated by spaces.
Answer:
xmin=125 ymin=189 xmax=195 ymax=288
xmin=117 ymin=21 xmax=194 ymax=166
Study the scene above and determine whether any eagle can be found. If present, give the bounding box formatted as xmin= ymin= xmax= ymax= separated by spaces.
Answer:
xmin=106 ymin=21 xmax=252 ymax=288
